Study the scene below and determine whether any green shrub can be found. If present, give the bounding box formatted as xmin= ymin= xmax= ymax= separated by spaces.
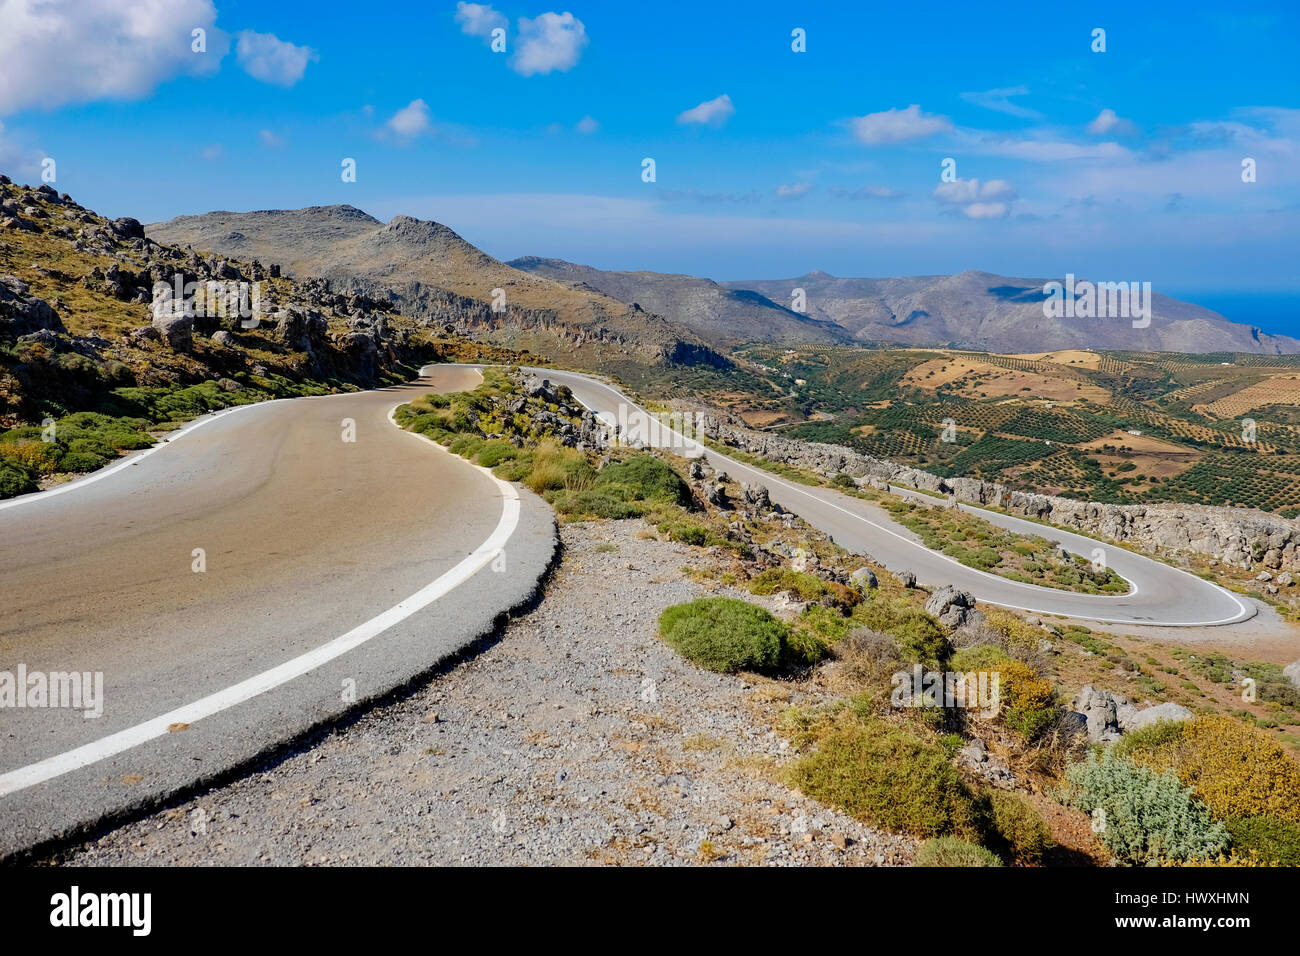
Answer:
xmin=595 ymin=454 xmax=692 ymax=507
xmin=658 ymin=598 xmax=790 ymax=674
xmin=914 ymin=837 xmax=1003 ymax=867
xmin=0 ymin=459 xmax=36 ymax=497
xmin=950 ymin=644 xmax=1010 ymax=673
xmin=855 ymin=595 xmax=949 ymax=666
xmin=998 ymin=659 xmax=1061 ymax=743
xmin=551 ymin=488 xmax=643 ymax=519
xmin=987 ymin=791 xmax=1052 ymax=864
xmin=475 ymin=440 xmax=518 ymax=468
xmin=1224 ymin=815 xmax=1300 ymax=866
xmin=448 ymin=434 xmax=485 ymax=459
xmin=789 ymin=716 xmax=983 ymax=838
xmin=1064 ymin=751 xmax=1229 ymax=864
xmin=784 ymin=628 xmax=831 ymax=669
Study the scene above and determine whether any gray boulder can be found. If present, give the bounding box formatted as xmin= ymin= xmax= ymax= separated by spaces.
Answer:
xmin=0 ymin=275 xmax=64 ymax=337
xmin=152 ymin=312 xmax=193 ymax=352
xmin=1070 ymin=685 xmax=1138 ymax=742
xmin=850 ymin=567 xmax=878 ymax=590
xmin=1125 ymin=701 xmax=1194 ymax=732
xmin=924 ymin=585 xmax=975 ymax=628
xmin=897 ymin=569 xmax=917 ymax=589
xmin=1283 ymin=660 xmax=1300 ymax=691
xmin=741 ymin=482 xmax=770 ymax=510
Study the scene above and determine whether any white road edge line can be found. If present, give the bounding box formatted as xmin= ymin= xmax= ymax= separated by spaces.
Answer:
xmin=0 ymin=396 xmax=516 ymax=798
xmin=483 ymin=364 xmax=1252 ymax=628
xmin=0 ymin=397 xmax=288 ymax=513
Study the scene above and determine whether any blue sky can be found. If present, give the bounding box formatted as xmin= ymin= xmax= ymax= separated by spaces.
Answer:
xmin=1 ymin=0 xmax=1298 ymax=332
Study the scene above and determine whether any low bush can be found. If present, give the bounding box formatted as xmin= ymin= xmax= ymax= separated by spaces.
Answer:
xmin=997 ymin=659 xmax=1060 ymax=743
xmin=1118 ymin=715 xmax=1300 ymax=824
xmin=987 ymin=791 xmax=1052 ymax=865
xmin=595 ymin=454 xmax=692 ymax=507
xmin=0 ymin=459 xmax=36 ymax=497
xmin=789 ymin=715 xmax=983 ymax=839
xmin=657 ymin=598 xmax=790 ymax=674
xmin=474 ymin=440 xmax=518 ymax=468
xmin=914 ymin=837 xmax=1003 ymax=867
xmin=1224 ymin=815 xmax=1300 ymax=866
xmin=1064 ymin=751 xmax=1229 ymax=864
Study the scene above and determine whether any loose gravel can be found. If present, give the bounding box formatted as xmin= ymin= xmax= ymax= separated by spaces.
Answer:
xmin=48 ymin=520 xmax=917 ymax=867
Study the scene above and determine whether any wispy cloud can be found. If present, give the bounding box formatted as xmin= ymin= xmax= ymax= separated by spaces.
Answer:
xmin=1087 ymin=108 xmax=1138 ymax=137
xmin=678 ymin=94 xmax=735 ymax=127
xmin=776 ymin=182 xmax=812 ymax=199
xmin=960 ymin=85 xmax=1043 ymax=120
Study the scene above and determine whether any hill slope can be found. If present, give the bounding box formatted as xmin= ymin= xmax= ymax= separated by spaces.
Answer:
xmin=149 ymin=207 xmax=726 ymax=368
xmin=721 ymin=270 xmax=1300 ymax=354
xmin=508 ymin=256 xmax=851 ymax=347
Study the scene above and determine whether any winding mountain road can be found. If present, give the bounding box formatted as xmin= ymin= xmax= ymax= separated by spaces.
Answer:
xmin=474 ymin=364 xmax=1255 ymax=629
xmin=0 ymin=366 xmax=555 ymax=859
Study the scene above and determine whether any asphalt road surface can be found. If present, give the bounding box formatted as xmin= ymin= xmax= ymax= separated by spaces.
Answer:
xmin=452 ymin=364 xmax=1253 ymax=629
xmin=0 ymin=366 xmax=555 ymax=858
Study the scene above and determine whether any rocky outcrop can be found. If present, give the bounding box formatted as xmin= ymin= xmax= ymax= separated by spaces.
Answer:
xmin=1069 ymin=685 xmax=1193 ymax=742
xmin=688 ymin=412 xmax=1300 ymax=572
xmin=924 ymin=585 xmax=976 ymax=629
xmin=0 ymin=275 xmax=65 ymax=338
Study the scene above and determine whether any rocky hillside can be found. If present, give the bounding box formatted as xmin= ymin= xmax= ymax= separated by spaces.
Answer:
xmin=0 ymin=175 xmax=445 ymax=495
xmin=508 ymin=256 xmax=851 ymax=347
xmin=721 ymin=270 xmax=1300 ymax=355
xmin=148 ymin=206 xmax=727 ymax=369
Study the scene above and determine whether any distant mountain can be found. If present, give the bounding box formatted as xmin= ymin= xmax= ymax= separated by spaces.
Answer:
xmin=149 ymin=206 xmax=1299 ymax=357
xmin=148 ymin=206 xmax=727 ymax=368
xmin=508 ymin=256 xmax=851 ymax=347
xmin=720 ymin=270 xmax=1300 ymax=354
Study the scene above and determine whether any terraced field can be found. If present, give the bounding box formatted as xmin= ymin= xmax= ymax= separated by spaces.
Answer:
xmin=721 ymin=344 xmax=1300 ymax=513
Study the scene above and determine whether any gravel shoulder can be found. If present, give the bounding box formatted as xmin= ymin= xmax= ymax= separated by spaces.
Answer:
xmin=45 ymin=519 xmax=917 ymax=867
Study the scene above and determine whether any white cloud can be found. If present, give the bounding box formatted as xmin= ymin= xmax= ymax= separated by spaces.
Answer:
xmin=455 ymin=2 xmax=506 ymax=39
xmin=961 ymin=133 xmax=1131 ymax=162
xmin=850 ymin=104 xmax=952 ymax=145
xmin=677 ymin=94 xmax=735 ymax=127
xmin=259 ymin=129 xmax=285 ymax=147
xmin=236 ymin=30 xmax=317 ymax=87
xmin=932 ymin=178 xmax=1017 ymax=219
xmin=199 ymin=144 xmax=223 ymax=161
xmin=0 ymin=0 xmax=225 ymax=115
xmin=961 ymin=202 xmax=1011 ymax=220
xmin=511 ymin=12 xmax=588 ymax=76
xmin=576 ymin=115 xmax=599 ymax=134
xmin=1087 ymin=108 xmax=1137 ymax=137
xmin=959 ymin=86 xmax=1043 ymax=120
xmin=386 ymin=99 xmax=432 ymax=140
xmin=776 ymin=182 xmax=812 ymax=199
